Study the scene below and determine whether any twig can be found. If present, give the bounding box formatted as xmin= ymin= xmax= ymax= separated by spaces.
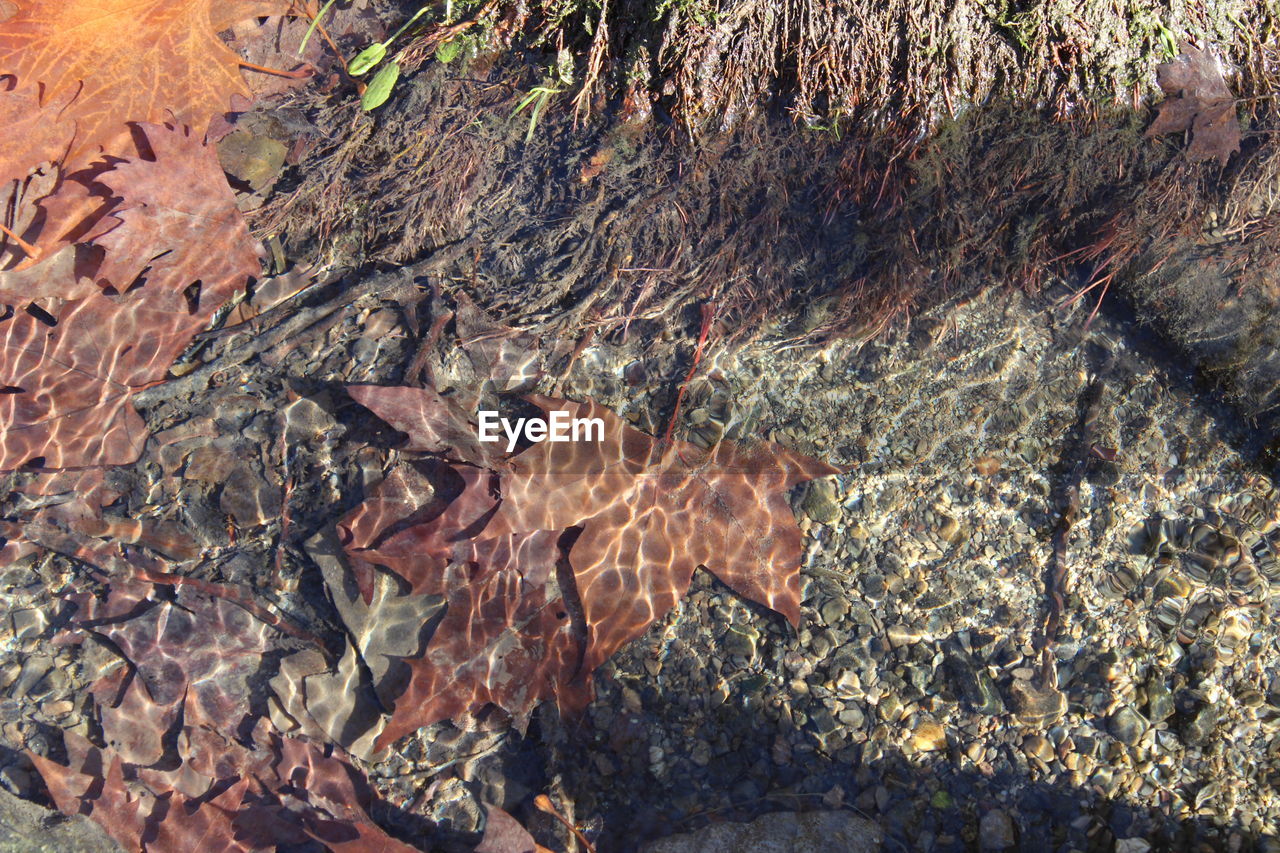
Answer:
xmin=662 ymin=301 xmax=719 ymax=445
xmin=534 ymin=794 xmax=596 ymax=853
xmin=136 ymin=259 xmax=442 ymax=406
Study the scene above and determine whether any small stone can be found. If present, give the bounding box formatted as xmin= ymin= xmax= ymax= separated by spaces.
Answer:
xmin=886 ymin=624 xmax=920 ymax=648
xmin=41 ymin=699 xmax=74 ymax=718
xmin=1146 ymin=680 xmax=1175 ymax=723
xmin=9 ymin=609 xmax=46 ymax=640
xmin=833 ymin=669 xmax=862 ymax=698
xmin=622 ymin=687 xmax=643 ymax=713
xmin=0 ymin=765 xmax=32 ymax=797
xmin=911 ymin=720 xmax=947 ymax=752
xmin=801 ymin=478 xmax=841 ymax=524
xmin=808 ymin=706 xmax=839 ymax=736
xmin=936 ymin=514 xmax=963 ymax=544
xmin=820 ymin=596 xmax=851 ymax=626
xmin=1007 ymin=678 xmax=1066 ymax=726
xmin=974 ymin=456 xmax=1002 ymax=476
xmin=945 ymin=653 xmax=1004 ymax=715
xmin=722 ymin=625 xmax=759 ymax=662
xmin=979 ymin=808 xmax=1016 ymax=850
xmin=1109 ymin=706 xmax=1148 ymax=746
xmin=1184 ymin=704 xmax=1218 ymax=745
xmin=838 ymin=707 xmax=865 ymax=729
xmin=1022 ymin=734 xmax=1053 ymax=763
xmin=876 ymin=692 xmax=902 ymax=722
xmin=1115 ymin=840 xmax=1152 ymax=853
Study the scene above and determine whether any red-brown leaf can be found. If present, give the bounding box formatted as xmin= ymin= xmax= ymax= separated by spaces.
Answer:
xmin=374 ymin=556 xmax=590 ymax=750
xmin=347 ymin=388 xmax=841 ymax=746
xmin=1146 ymin=41 xmax=1241 ymax=167
xmin=348 ymin=384 xmax=500 ymax=467
xmin=0 ymin=0 xmax=294 ymax=180
xmin=484 ymin=395 xmax=842 ymax=672
xmin=0 ymin=123 xmax=260 ymax=469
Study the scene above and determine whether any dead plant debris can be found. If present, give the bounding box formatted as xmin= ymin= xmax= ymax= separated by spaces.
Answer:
xmin=1147 ymin=41 xmax=1242 ymax=167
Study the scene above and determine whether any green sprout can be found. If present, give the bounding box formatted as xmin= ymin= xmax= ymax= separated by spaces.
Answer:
xmin=349 ymin=6 xmax=430 ymax=77
xmin=1154 ymin=23 xmax=1178 ymax=59
xmin=297 ymin=0 xmax=339 ymax=54
xmin=512 ymin=85 xmax=563 ymax=142
xmin=345 ymin=5 xmax=432 ymax=110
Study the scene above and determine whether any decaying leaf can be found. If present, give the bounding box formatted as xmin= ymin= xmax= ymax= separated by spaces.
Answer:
xmin=0 ymin=123 xmax=261 ymax=469
xmin=348 ymin=384 xmax=500 ymax=468
xmin=343 ymin=386 xmax=841 ymax=748
xmin=0 ymin=0 xmax=294 ymax=181
xmin=32 ymin=577 xmax=418 ymax=852
xmin=484 ymin=396 xmax=841 ymax=672
xmin=477 ymin=804 xmax=553 ymax=853
xmin=1146 ymin=41 xmax=1241 ymax=167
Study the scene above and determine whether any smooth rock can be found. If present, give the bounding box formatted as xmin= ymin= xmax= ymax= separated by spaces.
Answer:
xmin=911 ymin=720 xmax=947 ymax=752
xmin=820 ymin=596 xmax=851 ymax=626
xmin=1146 ymin=681 xmax=1175 ymax=723
xmin=1022 ymin=734 xmax=1054 ymax=763
xmin=1007 ymin=678 xmax=1066 ymax=726
xmin=1109 ymin=706 xmax=1148 ymax=746
xmin=1184 ymin=705 xmax=1219 ymax=745
xmin=979 ymin=808 xmax=1016 ymax=850
xmin=801 ymin=479 xmax=841 ymax=524
xmin=945 ymin=653 xmax=1005 ymax=715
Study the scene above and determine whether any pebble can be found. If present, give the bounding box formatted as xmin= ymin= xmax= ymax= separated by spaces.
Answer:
xmin=820 ymin=596 xmax=851 ymax=626
xmin=801 ymin=479 xmax=841 ymax=523
xmin=979 ymin=808 xmax=1016 ymax=850
xmin=911 ymin=720 xmax=947 ymax=752
xmin=1007 ymin=678 xmax=1066 ymax=726
xmin=945 ymin=653 xmax=1004 ymax=715
xmin=1146 ymin=680 xmax=1175 ymax=723
xmin=1184 ymin=704 xmax=1219 ymax=745
xmin=721 ymin=625 xmax=759 ymax=662
xmin=9 ymin=609 xmax=46 ymax=641
xmin=1022 ymin=734 xmax=1054 ymax=764
xmin=974 ymin=456 xmax=1002 ymax=476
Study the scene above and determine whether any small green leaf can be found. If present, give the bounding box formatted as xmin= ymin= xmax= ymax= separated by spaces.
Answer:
xmin=361 ymin=61 xmax=401 ymax=111
xmin=435 ymin=37 xmax=463 ymax=64
xmin=348 ymin=42 xmax=387 ymax=76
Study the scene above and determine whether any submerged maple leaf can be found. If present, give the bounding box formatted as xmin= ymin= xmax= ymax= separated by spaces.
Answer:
xmin=343 ymin=386 xmax=842 ymax=748
xmin=1146 ymin=41 xmax=1241 ymax=167
xmin=0 ymin=122 xmax=261 ymax=469
xmin=0 ymin=0 xmax=294 ymax=181
xmin=32 ymin=578 xmax=418 ymax=853
xmin=484 ymin=396 xmax=841 ymax=672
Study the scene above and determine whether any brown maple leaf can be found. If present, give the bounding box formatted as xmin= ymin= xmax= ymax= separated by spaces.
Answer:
xmin=1146 ymin=41 xmax=1241 ymax=167
xmin=33 ymin=577 xmax=419 ymax=852
xmin=0 ymin=162 xmax=121 ymax=288
xmin=373 ymin=547 xmax=589 ymax=749
xmin=0 ymin=0 xmax=294 ymax=182
xmin=0 ymin=122 xmax=261 ymax=469
xmin=483 ymin=396 xmax=843 ymax=673
xmin=348 ymin=384 xmax=502 ymax=468
xmin=344 ymin=388 xmax=841 ymax=748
